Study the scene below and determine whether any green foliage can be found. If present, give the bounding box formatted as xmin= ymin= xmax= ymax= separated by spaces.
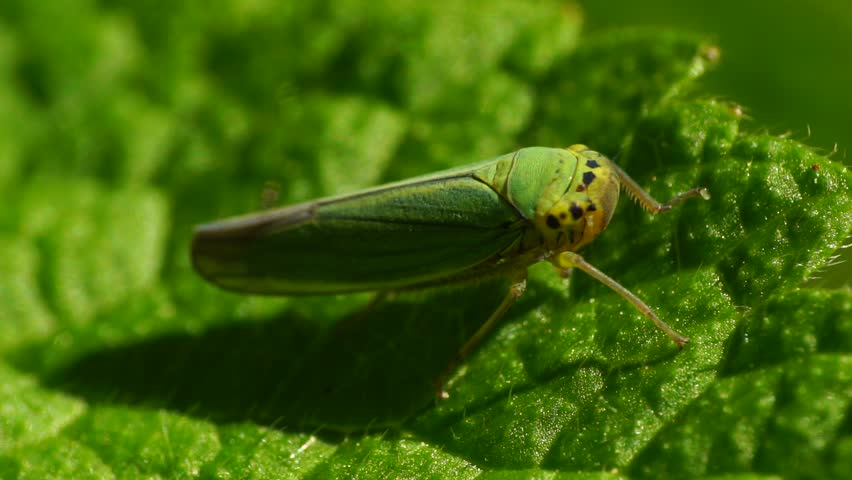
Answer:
xmin=0 ymin=1 xmax=850 ymax=479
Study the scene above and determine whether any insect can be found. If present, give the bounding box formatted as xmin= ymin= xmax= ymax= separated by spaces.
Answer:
xmin=192 ymin=144 xmax=709 ymax=397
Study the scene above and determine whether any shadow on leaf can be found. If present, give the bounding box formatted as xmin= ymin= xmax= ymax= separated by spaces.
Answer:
xmin=38 ymin=280 xmax=516 ymax=432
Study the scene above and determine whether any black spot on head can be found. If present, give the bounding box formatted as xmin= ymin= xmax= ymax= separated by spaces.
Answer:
xmin=546 ymin=214 xmax=561 ymax=229
xmin=569 ymin=203 xmax=583 ymax=220
xmin=576 ymin=184 xmax=587 ymax=192
xmin=559 ymin=212 xmax=567 ymax=220
xmin=587 ymin=203 xmax=597 ymax=212
xmin=586 ymin=159 xmax=600 ymax=168
xmin=583 ymin=171 xmax=596 ymax=185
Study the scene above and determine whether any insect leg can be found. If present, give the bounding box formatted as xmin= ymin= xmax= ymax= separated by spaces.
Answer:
xmin=554 ymin=251 xmax=690 ymax=348
xmin=364 ymin=290 xmax=393 ymax=314
xmin=612 ymin=162 xmax=710 ymax=214
xmin=436 ymin=275 xmax=527 ymax=399
xmin=334 ymin=290 xmax=395 ymax=336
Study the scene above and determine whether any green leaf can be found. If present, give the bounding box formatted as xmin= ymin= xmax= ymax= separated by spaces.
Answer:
xmin=1 ymin=2 xmax=851 ymax=479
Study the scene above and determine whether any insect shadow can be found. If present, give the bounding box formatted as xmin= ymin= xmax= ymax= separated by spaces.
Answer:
xmin=36 ymin=279 xmax=523 ymax=432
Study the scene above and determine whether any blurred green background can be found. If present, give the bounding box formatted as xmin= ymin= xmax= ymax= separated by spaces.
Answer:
xmin=584 ymin=0 xmax=852 ymax=159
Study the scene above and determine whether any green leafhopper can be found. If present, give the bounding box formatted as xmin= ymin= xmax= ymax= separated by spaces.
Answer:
xmin=192 ymin=144 xmax=709 ymax=397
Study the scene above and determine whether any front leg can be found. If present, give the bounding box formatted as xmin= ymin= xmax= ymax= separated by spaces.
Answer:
xmin=553 ymin=251 xmax=689 ymax=348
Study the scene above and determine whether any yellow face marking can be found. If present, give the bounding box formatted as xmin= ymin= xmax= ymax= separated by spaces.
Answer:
xmin=534 ymin=145 xmax=620 ymax=252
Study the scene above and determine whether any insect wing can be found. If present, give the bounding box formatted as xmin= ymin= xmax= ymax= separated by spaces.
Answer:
xmin=192 ymin=171 xmax=525 ymax=294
